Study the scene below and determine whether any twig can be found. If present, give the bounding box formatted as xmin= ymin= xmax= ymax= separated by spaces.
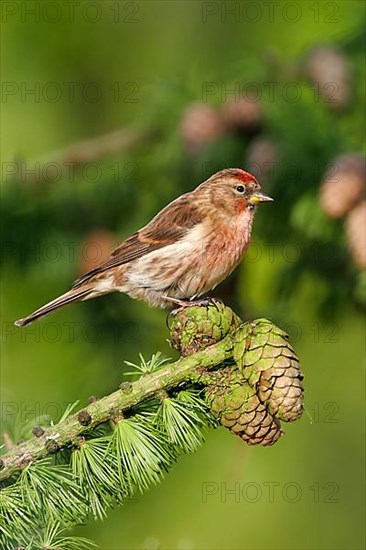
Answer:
xmin=0 ymin=332 xmax=233 ymax=481
xmin=14 ymin=125 xmax=150 ymax=184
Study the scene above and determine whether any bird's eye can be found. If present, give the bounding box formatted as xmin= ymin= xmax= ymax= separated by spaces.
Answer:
xmin=236 ymin=185 xmax=245 ymax=193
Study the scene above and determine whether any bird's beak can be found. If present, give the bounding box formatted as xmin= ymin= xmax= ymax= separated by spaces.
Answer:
xmin=248 ymin=192 xmax=274 ymax=205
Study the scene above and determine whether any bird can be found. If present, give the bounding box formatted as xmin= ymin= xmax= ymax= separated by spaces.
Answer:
xmin=15 ymin=168 xmax=273 ymax=327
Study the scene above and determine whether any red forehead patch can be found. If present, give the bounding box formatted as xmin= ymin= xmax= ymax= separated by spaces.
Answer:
xmin=231 ymin=168 xmax=257 ymax=185
xmin=209 ymin=167 xmax=260 ymax=187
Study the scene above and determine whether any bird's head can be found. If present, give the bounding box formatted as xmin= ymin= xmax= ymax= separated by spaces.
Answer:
xmin=199 ymin=168 xmax=273 ymax=217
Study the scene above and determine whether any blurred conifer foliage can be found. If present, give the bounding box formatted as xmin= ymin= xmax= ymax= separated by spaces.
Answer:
xmin=1 ymin=32 xmax=365 ymax=324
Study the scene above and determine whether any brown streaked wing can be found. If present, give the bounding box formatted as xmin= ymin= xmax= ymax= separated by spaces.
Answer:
xmin=72 ymin=194 xmax=202 ymax=288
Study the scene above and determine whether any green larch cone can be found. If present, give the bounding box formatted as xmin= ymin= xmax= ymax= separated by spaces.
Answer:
xmin=169 ymin=302 xmax=242 ymax=356
xmin=169 ymin=308 xmax=303 ymax=446
xmin=233 ymin=319 xmax=304 ymax=422
xmin=205 ymin=367 xmax=282 ymax=446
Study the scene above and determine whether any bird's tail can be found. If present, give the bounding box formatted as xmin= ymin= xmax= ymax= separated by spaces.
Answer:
xmin=14 ymin=287 xmax=93 ymax=327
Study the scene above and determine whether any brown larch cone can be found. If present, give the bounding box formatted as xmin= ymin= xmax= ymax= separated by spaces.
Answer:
xmin=205 ymin=367 xmax=283 ymax=446
xmin=246 ymin=136 xmax=278 ymax=185
xmin=305 ymin=46 xmax=352 ymax=110
xmin=233 ymin=319 xmax=304 ymax=422
xmin=319 ymin=154 xmax=366 ymax=219
xmin=78 ymin=229 xmax=117 ymax=276
xmin=181 ymin=103 xmax=224 ymax=152
xmin=221 ymin=98 xmax=263 ymax=133
xmin=345 ymin=200 xmax=366 ymax=269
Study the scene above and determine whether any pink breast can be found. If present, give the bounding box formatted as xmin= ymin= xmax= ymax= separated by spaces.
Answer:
xmin=200 ymin=219 xmax=251 ymax=288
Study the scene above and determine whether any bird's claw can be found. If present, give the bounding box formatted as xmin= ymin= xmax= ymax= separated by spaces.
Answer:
xmin=166 ymin=309 xmax=177 ymax=330
xmin=189 ymin=297 xmax=224 ymax=310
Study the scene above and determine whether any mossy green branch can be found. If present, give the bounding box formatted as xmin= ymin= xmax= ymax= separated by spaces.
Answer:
xmin=0 ymin=302 xmax=304 ymax=483
xmin=0 ymin=305 xmax=236 ymax=481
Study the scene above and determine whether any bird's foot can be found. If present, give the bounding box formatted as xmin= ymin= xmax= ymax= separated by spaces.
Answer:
xmin=164 ymin=295 xmax=223 ymax=310
xmin=188 ymin=297 xmax=224 ymax=309
xmin=164 ymin=297 xmax=192 ymax=330
xmin=163 ymin=296 xmax=193 ymax=308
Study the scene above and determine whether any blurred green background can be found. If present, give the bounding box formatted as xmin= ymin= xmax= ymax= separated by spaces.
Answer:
xmin=1 ymin=1 xmax=365 ymax=549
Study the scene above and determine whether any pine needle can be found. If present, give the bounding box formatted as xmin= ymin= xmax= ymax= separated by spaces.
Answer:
xmin=111 ymin=414 xmax=172 ymax=493
xmin=71 ymin=437 xmax=119 ymax=520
